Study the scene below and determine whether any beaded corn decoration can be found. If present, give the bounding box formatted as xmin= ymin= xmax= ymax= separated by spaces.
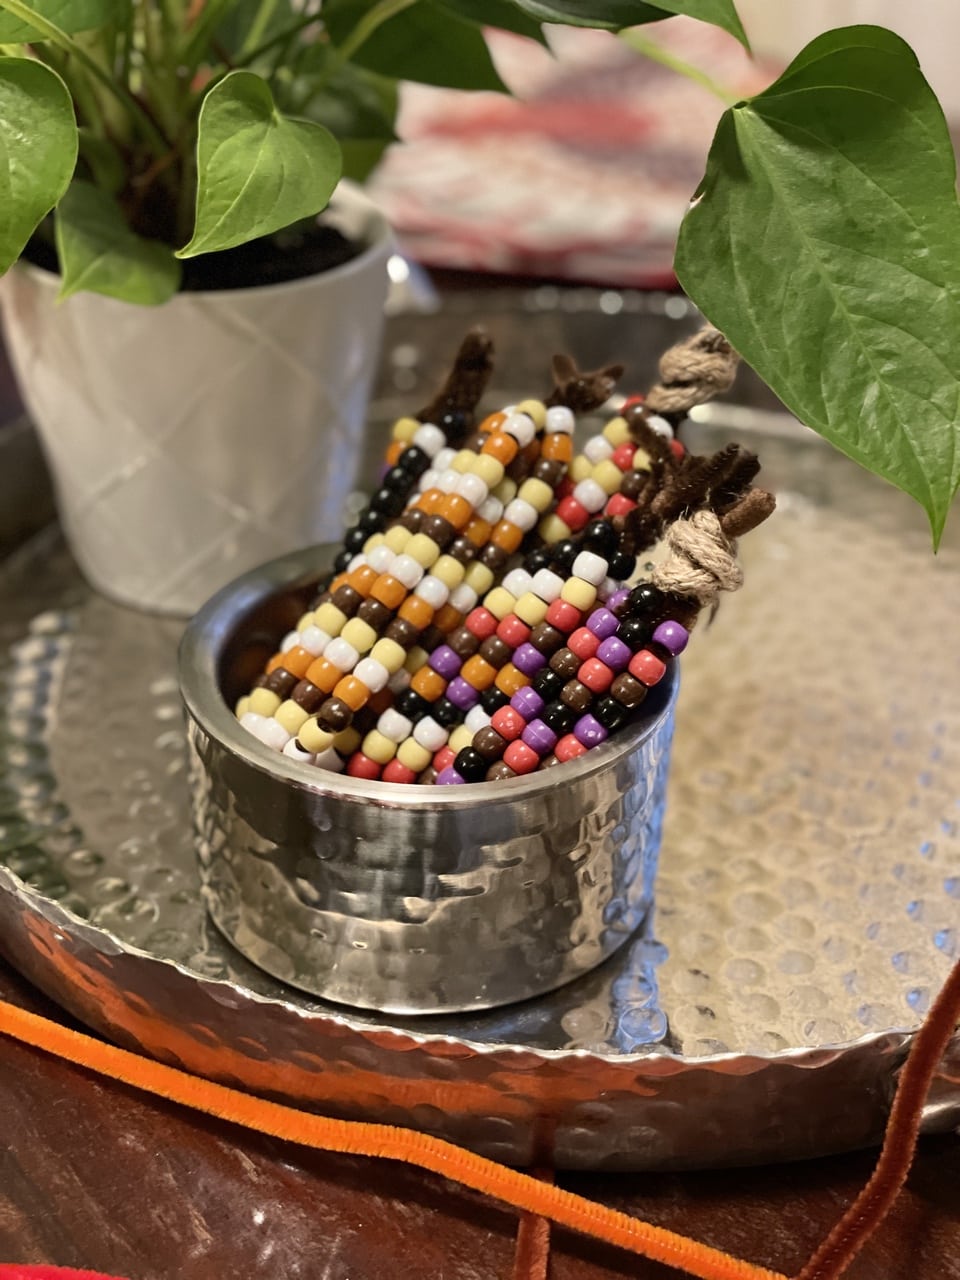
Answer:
xmin=237 ymin=327 xmax=775 ymax=783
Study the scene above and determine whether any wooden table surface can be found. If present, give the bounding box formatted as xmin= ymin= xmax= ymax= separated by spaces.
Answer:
xmin=0 ymin=961 xmax=957 ymax=1280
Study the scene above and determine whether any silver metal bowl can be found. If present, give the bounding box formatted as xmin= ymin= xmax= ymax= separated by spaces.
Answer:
xmin=179 ymin=546 xmax=678 ymax=1014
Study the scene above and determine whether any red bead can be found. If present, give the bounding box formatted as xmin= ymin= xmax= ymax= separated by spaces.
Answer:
xmin=555 ymin=733 xmax=588 ymax=763
xmin=503 ymin=739 xmax=539 ymax=774
xmin=491 ymin=706 xmax=525 ymax=741
xmin=496 ymin=614 xmax=531 ymax=647
xmin=555 ymin=495 xmax=589 ymax=532
xmin=629 ymin=648 xmax=667 ymax=686
xmin=347 ymin=752 xmax=381 ymax=780
xmin=605 ymin=493 xmax=637 ymax=517
xmin=622 ymin=394 xmax=645 ymax=409
xmin=382 ymin=758 xmax=417 ymax=785
xmin=433 ymin=745 xmax=456 ymax=773
xmin=554 ymin=477 xmax=574 ymax=501
xmin=578 ymin=657 xmax=614 ymax=692
xmin=567 ymin=626 xmax=600 ymax=660
xmin=546 ymin=599 xmax=582 ymax=632
xmin=611 ymin=443 xmax=637 ymax=471
xmin=670 ymin=438 xmax=686 ymax=459
xmin=465 ymin=606 xmax=498 ymax=638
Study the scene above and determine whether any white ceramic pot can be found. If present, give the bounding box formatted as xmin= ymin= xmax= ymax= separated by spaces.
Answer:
xmin=0 ymin=183 xmax=392 ymax=615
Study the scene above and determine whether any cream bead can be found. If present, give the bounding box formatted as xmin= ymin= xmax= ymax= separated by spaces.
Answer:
xmin=560 ymin=577 xmax=597 ymax=611
xmin=333 ymin=726 xmax=362 ymax=754
xmin=275 ymin=699 xmax=310 ymax=735
xmin=298 ymin=718 xmax=336 ymax=754
xmin=432 ymin=556 xmax=465 ymax=588
xmin=516 ymin=398 xmax=547 ymax=429
xmin=602 ymin=415 xmax=630 ymax=445
xmin=340 ymin=618 xmax=376 ymax=653
xmin=464 ymin=562 xmax=495 ymax=595
xmin=514 ymin=592 xmax=549 ymax=626
xmin=472 ymin=455 xmax=505 ymax=490
xmin=235 ymin=696 xmax=251 ymax=719
xmin=493 ymin=477 xmax=517 ymax=504
xmin=484 ymin=587 xmax=516 ymax=620
xmin=452 ymin=448 xmax=476 ymax=473
xmin=248 ymin=688 xmax=281 ymax=717
xmin=592 ymin=459 xmax=624 ymax=495
xmin=448 ymin=725 xmax=475 ymax=754
xmin=370 ymin=638 xmax=406 ymax=673
xmin=384 ymin=525 xmax=412 ymax=553
xmin=296 ymin=611 xmax=315 ymax=632
xmin=569 ymin=455 xmax=592 ymax=483
xmin=405 ymin=534 xmax=441 ymax=567
xmin=392 ymin=415 xmax=419 ymax=443
xmin=405 ymin=645 xmax=429 ymax=673
xmin=517 ymin=477 xmax=554 ymax=513
xmin=362 ymin=729 xmax=397 ymax=765
xmin=538 ymin=513 xmax=572 ymax=544
xmin=397 ymin=739 xmax=432 ymax=771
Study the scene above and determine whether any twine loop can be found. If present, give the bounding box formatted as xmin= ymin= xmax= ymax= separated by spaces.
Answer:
xmin=646 ymin=326 xmax=739 ymax=415
xmin=653 ymin=510 xmax=743 ymax=608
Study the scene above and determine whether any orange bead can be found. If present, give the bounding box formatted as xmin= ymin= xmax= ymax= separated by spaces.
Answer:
xmin=399 ymin=595 xmax=434 ymax=628
xmin=418 ymin=488 xmax=444 ymax=515
xmin=482 ymin=431 xmax=519 ymax=465
xmin=460 ymin=655 xmax=497 ymax=690
xmin=280 ymin=645 xmax=314 ymax=678
xmin=491 ymin=520 xmax=524 ymax=553
xmin=479 ymin=411 xmax=506 ymax=435
xmin=440 ymin=493 xmax=472 ymax=529
xmin=495 ymin=663 xmax=528 ymax=695
xmin=434 ymin=603 xmax=461 ymax=632
xmin=266 ymin=653 xmax=286 ymax=674
xmin=305 ymin=657 xmax=341 ymax=693
xmin=542 ymin=433 xmax=573 ymax=462
xmin=411 ymin=667 xmax=446 ymax=702
xmin=348 ymin=565 xmax=379 ymax=595
xmin=328 ymin=573 xmax=350 ymax=594
xmin=371 ymin=574 xmax=407 ymax=609
xmin=333 ymin=675 xmax=370 ymax=711
xmin=463 ymin=517 xmax=492 ymax=546
xmin=385 ymin=441 xmax=404 ymax=466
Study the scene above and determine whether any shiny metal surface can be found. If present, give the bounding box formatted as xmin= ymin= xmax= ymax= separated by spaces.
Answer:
xmin=180 ymin=550 xmax=676 ymax=1014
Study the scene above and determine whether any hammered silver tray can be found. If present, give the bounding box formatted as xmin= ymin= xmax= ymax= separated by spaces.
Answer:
xmin=1 ymin=300 xmax=959 ymax=1170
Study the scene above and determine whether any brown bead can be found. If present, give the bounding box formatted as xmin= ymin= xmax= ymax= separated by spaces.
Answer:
xmin=331 ymin=584 xmax=362 ymax=614
xmin=358 ymin=598 xmax=393 ymax=629
xmin=421 ymin=514 xmax=456 ymax=548
xmin=531 ymin=458 xmax=565 ymax=487
xmin=318 ymin=696 xmax=353 ymax=732
xmin=252 ymin=674 xmax=269 ymax=688
xmin=549 ymin=648 xmax=581 ymax=680
xmin=264 ymin=667 xmax=299 ymax=698
xmin=400 ymin=509 xmax=424 ymax=532
xmin=418 ymin=766 xmax=438 ymax=786
xmin=473 ymin=726 xmax=507 ymax=760
xmin=448 ymin=626 xmax=480 ymax=659
xmin=478 ymin=543 xmax=509 ymax=571
xmin=419 ymin=625 xmax=444 ymax=652
xmin=506 ymin=453 xmax=528 ymax=483
xmin=486 ymin=761 xmax=517 ymax=781
xmin=561 ymin=679 xmax=593 ymax=712
xmin=291 ymin=679 xmax=325 ymax=712
xmin=463 ymin=431 xmax=485 ymax=453
xmin=529 ymin=623 xmax=564 ymax=655
xmin=610 ymin=672 xmax=648 ymax=709
xmin=621 ymin=471 xmax=647 ymax=500
xmin=309 ymin=588 xmax=332 ymax=610
xmin=386 ymin=617 xmax=420 ymax=647
xmin=479 ymin=636 xmax=511 ymax=667
xmin=448 ymin=536 xmax=477 ymax=564
xmin=539 ymin=753 xmax=560 ymax=769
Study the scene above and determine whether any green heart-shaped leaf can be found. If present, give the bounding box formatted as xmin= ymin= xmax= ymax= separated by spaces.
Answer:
xmin=510 ymin=0 xmax=749 ymax=47
xmin=0 ymin=56 xmax=77 ymax=275
xmin=676 ymin=26 xmax=960 ymax=546
xmin=0 ymin=0 xmax=125 ymax=42
xmin=178 ymin=71 xmax=342 ymax=259
xmin=56 ymin=182 xmax=181 ymax=305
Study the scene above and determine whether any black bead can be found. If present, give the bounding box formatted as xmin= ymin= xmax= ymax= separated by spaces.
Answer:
xmin=333 ymin=548 xmax=352 ymax=573
xmin=552 ymin=538 xmax=579 ymax=574
xmin=432 ymin=697 xmax=461 ymax=727
xmin=617 ymin=617 xmax=651 ymax=651
xmin=395 ymin=689 xmax=430 ymax=720
xmin=344 ymin=526 xmax=367 ymax=553
xmin=370 ymin=486 xmax=407 ymax=517
xmin=626 ymin=582 xmax=665 ymax=620
xmin=357 ymin=509 xmax=383 ymax=536
xmin=383 ymin=465 xmax=410 ymax=492
xmin=524 ymin=545 xmax=553 ymax=575
xmin=439 ymin=409 xmax=470 ymax=442
xmin=532 ymin=667 xmax=564 ymax=700
xmin=454 ymin=747 xmax=489 ymax=783
xmin=607 ymin=550 xmax=635 ymax=580
xmin=399 ymin=444 xmax=430 ymax=475
xmin=542 ymin=702 xmax=576 ymax=735
xmin=594 ymin=695 xmax=629 ymax=731
xmin=480 ymin=686 xmax=510 ymax=714
xmin=582 ymin=519 xmax=618 ymax=556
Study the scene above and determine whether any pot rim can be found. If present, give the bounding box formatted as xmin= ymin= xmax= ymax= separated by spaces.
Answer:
xmin=179 ymin=544 xmax=679 ymax=812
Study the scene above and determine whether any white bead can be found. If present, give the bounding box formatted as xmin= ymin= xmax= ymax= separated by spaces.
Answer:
xmin=572 ymin=550 xmax=608 ymax=586
xmin=280 ymin=630 xmax=300 ymax=653
xmin=418 ymin=468 xmax=439 ymax=492
xmin=531 ymin=569 xmax=564 ymax=602
xmin=456 ymin=472 xmax=488 ymax=506
xmin=314 ymin=746 xmax=344 ymax=773
xmin=413 ymin=422 xmax=445 ymax=457
xmin=391 ymin=553 xmax=423 ymax=589
xmin=242 ymin=712 xmax=290 ymax=752
xmin=433 ymin=446 xmax=456 ymax=472
xmin=240 ymin=711 xmax=267 ymax=736
xmin=502 ymin=568 xmax=533 ymax=598
xmin=415 ymin=575 xmax=449 ymax=608
xmin=448 ymin=583 xmax=477 ymax=614
xmin=325 ymin=637 xmax=359 ymax=672
xmin=572 ymin=478 xmax=607 ymax=513
xmin=378 ymin=708 xmax=413 ymax=743
xmin=367 ymin=545 xmax=395 ymax=573
xmin=503 ymin=498 xmax=538 ymax=532
xmin=299 ymin=625 xmax=330 ymax=656
xmin=647 ymin=413 xmax=674 ymax=440
xmin=464 ymin=705 xmax=491 ymax=734
xmin=600 ymin=576 xmax=620 ymax=600
xmin=545 ymin=405 xmax=575 ymax=434
xmin=283 ymin=739 xmax=315 ymax=765
xmin=584 ymin=435 xmax=614 ymax=464
xmin=437 ymin=468 xmax=461 ymax=493
xmin=413 ymin=716 xmax=448 ymax=752
xmin=478 ymin=496 xmax=504 ymax=524
xmin=502 ymin=411 xmax=536 ymax=447
xmin=388 ymin=669 xmax=410 ymax=694
xmin=348 ymin=554 xmax=366 ymax=572
xmin=354 ymin=657 xmax=390 ymax=693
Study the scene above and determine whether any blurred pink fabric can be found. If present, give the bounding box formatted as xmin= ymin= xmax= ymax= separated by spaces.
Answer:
xmin=368 ymin=21 xmax=771 ymax=287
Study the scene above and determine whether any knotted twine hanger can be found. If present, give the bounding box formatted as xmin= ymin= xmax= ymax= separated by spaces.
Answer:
xmin=645 ymin=326 xmax=740 ymax=418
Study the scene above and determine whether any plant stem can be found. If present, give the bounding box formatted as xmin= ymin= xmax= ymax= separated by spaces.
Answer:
xmin=180 ymin=0 xmax=234 ymax=72
xmin=619 ymin=28 xmax=739 ymax=108
xmin=0 ymin=0 xmax=171 ymax=150
xmin=230 ymin=11 xmax=317 ymax=68
xmin=333 ymin=0 xmax=416 ymax=64
xmin=239 ymin=0 xmax=279 ymax=58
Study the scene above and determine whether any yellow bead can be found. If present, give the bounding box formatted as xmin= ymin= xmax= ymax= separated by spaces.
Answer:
xmin=363 ymin=533 xmax=385 ymax=552
xmin=602 ymin=415 xmax=631 ymax=445
xmin=405 ymin=645 xmax=429 ymax=674
xmin=299 ymin=718 xmax=336 ymax=754
xmin=517 ymin=478 xmax=553 ymax=513
xmin=383 ymin=525 xmax=412 ymax=553
xmin=275 ymin=699 xmax=310 ymax=735
xmin=314 ymin=603 xmax=347 ymax=636
xmin=633 ymin=447 xmax=652 ymax=473
xmin=397 ymin=739 xmax=432 ymax=772
xmin=432 ymin=555 xmax=465 ymax=589
xmin=392 ymin=415 xmax=419 ymax=443
xmin=592 ymin=459 xmax=623 ymax=495
xmin=370 ymin=638 xmax=405 ymax=673
xmin=492 ymin=477 xmax=517 ymax=504
xmin=341 ymin=617 xmax=376 ymax=653
xmin=296 ymin=610 xmax=315 ymax=632
xmin=448 ymin=725 xmax=475 ymax=754
xmin=570 ymin=455 xmax=592 ymax=483
xmin=406 ymin=533 xmax=441 ymax=567
xmin=514 ymin=592 xmax=549 ymax=626
xmin=516 ymin=398 xmax=546 ymax=429
xmin=452 ymin=449 xmax=476 ymax=473
xmin=472 ymin=454 xmax=505 ymax=489
xmin=249 ymin=688 xmax=281 ymax=716
xmin=362 ymin=729 xmax=397 ymax=765
xmin=560 ymin=577 xmax=597 ymax=611
xmin=464 ymin=562 xmax=494 ymax=595
xmin=235 ymin=696 xmax=250 ymax=719
xmin=539 ymin=513 xmax=572 ymax=544
xmin=333 ymin=727 xmax=361 ymax=755
xmin=484 ymin=587 xmax=516 ymax=620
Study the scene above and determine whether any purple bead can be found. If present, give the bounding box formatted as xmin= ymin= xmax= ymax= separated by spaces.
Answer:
xmin=521 ymin=718 xmax=558 ymax=755
xmin=652 ymin=619 xmax=689 ymax=656
xmin=511 ymin=686 xmax=544 ymax=719
xmin=513 ymin=642 xmax=546 ymax=675
xmin=573 ymin=713 xmax=608 ymax=748
xmin=586 ymin=607 xmax=619 ymax=639
xmin=607 ymin=588 xmax=630 ymax=613
xmin=436 ymin=766 xmax=465 ymax=785
xmin=596 ymin=635 xmax=631 ymax=670
xmin=428 ymin=644 xmax=461 ymax=679
xmin=447 ymin=676 xmax=479 ymax=710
